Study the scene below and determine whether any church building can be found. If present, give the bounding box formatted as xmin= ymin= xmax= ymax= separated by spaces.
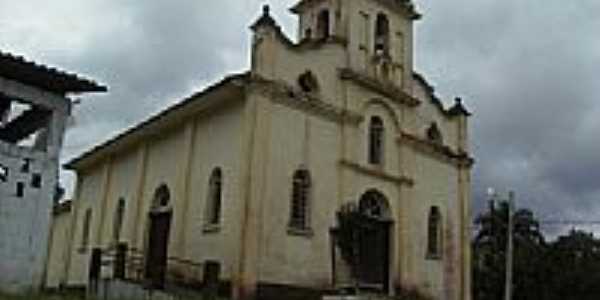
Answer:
xmin=46 ymin=1 xmax=474 ymax=299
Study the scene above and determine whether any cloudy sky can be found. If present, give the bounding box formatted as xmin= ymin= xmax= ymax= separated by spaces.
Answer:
xmin=1 ymin=0 xmax=598 ymax=235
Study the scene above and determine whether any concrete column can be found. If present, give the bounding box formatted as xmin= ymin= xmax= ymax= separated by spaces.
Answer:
xmin=48 ymin=106 xmax=70 ymax=160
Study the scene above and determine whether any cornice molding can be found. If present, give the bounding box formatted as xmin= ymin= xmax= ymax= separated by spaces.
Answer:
xmin=397 ymin=131 xmax=474 ymax=169
xmin=338 ymin=68 xmax=421 ymax=108
xmin=339 ymin=159 xmax=414 ymax=187
xmin=373 ymin=0 xmax=422 ymax=20
xmin=292 ymin=0 xmax=421 ymax=20
xmin=249 ymin=75 xmax=363 ymax=125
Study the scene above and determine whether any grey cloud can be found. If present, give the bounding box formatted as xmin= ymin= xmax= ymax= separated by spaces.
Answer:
xmin=1 ymin=1 xmax=598 ymax=230
xmin=414 ymin=0 xmax=600 ymax=227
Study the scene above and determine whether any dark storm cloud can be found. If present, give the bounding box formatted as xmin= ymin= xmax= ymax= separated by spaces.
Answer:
xmin=57 ymin=1 xmax=297 ymax=155
xmin=415 ymin=0 xmax=600 ymax=227
xmin=0 ymin=0 xmax=292 ymax=193
xmin=1 ymin=1 xmax=598 ymax=228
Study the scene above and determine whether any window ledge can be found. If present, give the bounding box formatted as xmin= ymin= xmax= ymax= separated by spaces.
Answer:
xmin=287 ymin=226 xmax=314 ymax=237
xmin=203 ymin=223 xmax=221 ymax=234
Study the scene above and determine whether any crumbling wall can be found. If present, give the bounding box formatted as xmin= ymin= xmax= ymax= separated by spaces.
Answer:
xmin=0 ymin=141 xmax=58 ymax=292
xmin=0 ymin=86 xmax=68 ymax=292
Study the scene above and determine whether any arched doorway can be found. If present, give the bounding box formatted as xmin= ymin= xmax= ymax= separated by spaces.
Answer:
xmin=357 ymin=189 xmax=392 ymax=292
xmin=145 ymin=184 xmax=173 ymax=289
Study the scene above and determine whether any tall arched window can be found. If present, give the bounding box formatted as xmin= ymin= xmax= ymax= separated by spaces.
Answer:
xmin=427 ymin=206 xmax=442 ymax=258
xmin=206 ymin=168 xmax=223 ymax=226
xmin=113 ymin=198 xmax=126 ymax=243
xmin=375 ymin=13 xmax=390 ymax=55
xmin=289 ymin=169 xmax=311 ymax=230
xmin=369 ymin=116 xmax=385 ymax=165
xmin=316 ymin=9 xmax=330 ymax=40
xmin=81 ymin=208 xmax=92 ymax=250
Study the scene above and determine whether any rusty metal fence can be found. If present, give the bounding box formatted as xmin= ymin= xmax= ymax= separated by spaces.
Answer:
xmin=89 ymin=243 xmax=220 ymax=296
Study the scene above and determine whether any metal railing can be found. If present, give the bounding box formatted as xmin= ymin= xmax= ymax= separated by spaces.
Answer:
xmin=89 ymin=243 xmax=219 ymax=292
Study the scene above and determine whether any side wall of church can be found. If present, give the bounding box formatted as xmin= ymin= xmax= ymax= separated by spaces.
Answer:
xmin=45 ymin=207 xmax=73 ymax=289
xmin=66 ymin=163 xmax=106 ymax=286
xmin=64 ymin=98 xmax=247 ymax=287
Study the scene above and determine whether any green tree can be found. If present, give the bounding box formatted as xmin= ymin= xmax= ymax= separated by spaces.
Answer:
xmin=472 ymin=201 xmax=546 ymax=300
xmin=545 ymin=229 xmax=600 ymax=300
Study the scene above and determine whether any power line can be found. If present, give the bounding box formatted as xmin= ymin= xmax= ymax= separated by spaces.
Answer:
xmin=539 ymin=220 xmax=600 ymax=226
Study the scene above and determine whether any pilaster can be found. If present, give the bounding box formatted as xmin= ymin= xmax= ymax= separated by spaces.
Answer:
xmin=235 ymin=87 xmax=271 ymax=300
xmin=130 ymin=143 xmax=149 ymax=249
xmin=175 ymin=120 xmax=198 ymax=258
xmin=93 ymin=157 xmax=113 ymax=247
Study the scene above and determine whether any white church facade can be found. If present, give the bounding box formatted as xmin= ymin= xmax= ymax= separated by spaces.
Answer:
xmin=46 ymin=1 xmax=474 ymax=299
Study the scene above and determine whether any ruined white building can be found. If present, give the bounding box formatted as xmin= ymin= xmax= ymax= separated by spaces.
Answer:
xmin=0 ymin=51 xmax=106 ymax=292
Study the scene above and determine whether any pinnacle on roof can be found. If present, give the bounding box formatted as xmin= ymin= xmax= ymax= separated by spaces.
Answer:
xmin=250 ymin=5 xmax=279 ymax=31
xmin=448 ymin=97 xmax=472 ymax=117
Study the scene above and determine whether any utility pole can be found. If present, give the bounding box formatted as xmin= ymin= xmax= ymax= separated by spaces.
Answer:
xmin=504 ymin=191 xmax=515 ymax=300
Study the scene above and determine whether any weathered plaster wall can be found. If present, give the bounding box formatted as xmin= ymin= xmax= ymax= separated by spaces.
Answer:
xmin=248 ymin=1 xmax=470 ymax=296
xmin=63 ymin=99 xmax=247 ymax=287
xmin=0 ymin=74 xmax=70 ymax=292
xmin=45 ymin=207 xmax=73 ymax=288
xmin=66 ymin=165 xmax=105 ymax=286
xmin=257 ymin=101 xmax=340 ymax=287
xmin=0 ymin=142 xmax=57 ymax=292
xmin=184 ymin=102 xmax=245 ymax=280
xmin=252 ymin=30 xmax=347 ymax=107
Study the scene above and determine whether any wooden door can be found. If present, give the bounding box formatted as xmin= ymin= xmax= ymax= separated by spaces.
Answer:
xmin=358 ymin=219 xmax=390 ymax=292
xmin=145 ymin=211 xmax=172 ymax=289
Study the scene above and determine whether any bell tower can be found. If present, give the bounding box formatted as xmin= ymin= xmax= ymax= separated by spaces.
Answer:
xmin=291 ymin=0 xmax=342 ymax=41
xmin=291 ymin=0 xmax=421 ymax=89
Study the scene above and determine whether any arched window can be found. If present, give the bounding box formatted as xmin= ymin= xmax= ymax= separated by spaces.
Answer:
xmin=206 ymin=168 xmax=223 ymax=225
xmin=374 ymin=13 xmax=390 ymax=55
xmin=289 ymin=169 xmax=311 ymax=230
xmin=316 ymin=9 xmax=330 ymax=40
xmin=153 ymin=184 xmax=171 ymax=209
xmin=113 ymin=198 xmax=126 ymax=243
xmin=81 ymin=208 xmax=92 ymax=250
xmin=427 ymin=122 xmax=443 ymax=144
xmin=427 ymin=206 xmax=442 ymax=258
xmin=359 ymin=189 xmax=390 ymax=220
xmin=368 ymin=116 xmax=385 ymax=165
